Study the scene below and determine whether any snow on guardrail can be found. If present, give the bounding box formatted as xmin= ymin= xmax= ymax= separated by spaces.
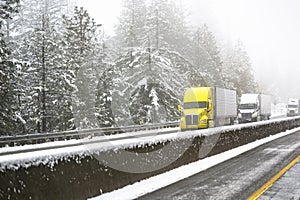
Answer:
xmin=0 ymin=116 xmax=299 ymax=171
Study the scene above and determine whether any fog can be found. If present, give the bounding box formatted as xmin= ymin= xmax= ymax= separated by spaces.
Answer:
xmin=184 ymin=0 xmax=300 ymax=103
xmin=79 ymin=0 xmax=300 ymax=103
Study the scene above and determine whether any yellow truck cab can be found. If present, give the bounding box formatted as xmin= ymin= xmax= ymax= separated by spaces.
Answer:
xmin=179 ymin=87 xmax=237 ymax=130
xmin=179 ymin=87 xmax=213 ymax=129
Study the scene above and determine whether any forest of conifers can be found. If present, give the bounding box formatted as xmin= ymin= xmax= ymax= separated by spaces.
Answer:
xmin=0 ymin=0 xmax=258 ymax=135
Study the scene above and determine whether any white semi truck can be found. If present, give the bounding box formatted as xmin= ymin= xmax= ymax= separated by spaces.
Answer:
xmin=287 ymin=98 xmax=300 ymax=116
xmin=238 ymin=93 xmax=271 ymax=123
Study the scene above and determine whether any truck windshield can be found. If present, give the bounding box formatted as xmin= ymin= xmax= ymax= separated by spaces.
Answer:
xmin=288 ymin=105 xmax=298 ymax=108
xmin=240 ymin=103 xmax=257 ymax=109
xmin=184 ymin=102 xmax=207 ymax=109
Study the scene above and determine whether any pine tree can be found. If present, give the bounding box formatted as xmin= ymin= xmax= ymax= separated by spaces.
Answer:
xmin=192 ymin=24 xmax=224 ymax=86
xmin=0 ymin=0 xmax=20 ymax=135
xmin=160 ymin=0 xmax=192 ymax=57
xmin=115 ymin=0 xmax=147 ymax=48
xmin=8 ymin=0 xmax=71 ymax=133
xmin=222 ymin=41 xmax=258 ymax=96
xmin=62 ymin=7 xmax=100 ymax=71
xmin=62 ymin=6 xmax=102 ymax=129
xmin=143 ymin=0 xmax=192 ymax=53
xmin=111 ymin=47 xmax=196 ymax=125
xmin=95 ymin=68 xmax=115 ymax=127
xmin=145 ymin=0 xmax=171 ymax=49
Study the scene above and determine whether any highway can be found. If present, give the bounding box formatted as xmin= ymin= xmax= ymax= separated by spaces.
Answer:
xmin=258 ymin=156 xmax=300 ymax=199
xmin=138 ymin=129 xmax=300 ymax=200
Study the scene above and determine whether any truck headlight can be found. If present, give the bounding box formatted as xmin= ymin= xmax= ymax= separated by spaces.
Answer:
xmin=252 ymin=112 xmax=257 ymax=118
xmin=180 ymin=117 xmax=185 ymax=124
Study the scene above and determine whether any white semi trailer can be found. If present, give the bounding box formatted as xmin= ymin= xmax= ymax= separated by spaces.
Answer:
xmin=287 ymin=98 xmax=300 ymax=116
xmin=238 ymin=93 xmax=271 ymax=123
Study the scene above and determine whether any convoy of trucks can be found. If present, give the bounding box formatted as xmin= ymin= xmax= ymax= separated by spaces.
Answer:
xmin=286 ymin=98 xmax=300 ymax=116
xmin=237 ymin=93 xmax=272 ymax=123
xmin=179 ymin=87 xmax=273 ymax=130
xmin=179 ymin=87 xmax=237 ymax=130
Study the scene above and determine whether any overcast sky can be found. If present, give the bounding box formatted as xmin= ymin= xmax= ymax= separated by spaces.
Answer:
xmin=77 ymin=0 xmax=300 ymax=102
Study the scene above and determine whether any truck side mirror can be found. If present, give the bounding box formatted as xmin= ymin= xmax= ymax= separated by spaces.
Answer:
xmin=208 ymin=101 xmax=212 ymax=110
xmin=178 ymin=105 xmax=181 ymax=110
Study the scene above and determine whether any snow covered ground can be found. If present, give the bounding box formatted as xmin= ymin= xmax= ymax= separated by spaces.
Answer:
xmin=89 ymin=126 xmax=300 ymax=200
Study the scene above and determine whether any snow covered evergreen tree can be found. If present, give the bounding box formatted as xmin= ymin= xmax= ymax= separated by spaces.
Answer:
xmin=6 ymin=0 xmax=72 ymax=133
xmin=62 ymin=6 xmax=103 ymax=129
xmin=95 ymin=68 xmax=115 ymax=127
xmin=160 ymin=0 xmax=192 ymax=58
xmin=145 ymin=0 xmax=173 ymax=49
xmin=111 ymin=47 xmax=198 ymax=125
xmin=110 ymin=0 xmax=209 ymax=125
xmin=222 ymin=41 xmax=258 ymax=96
xmin=3 ymin=0 xmax=33 ymax=134
xmin=0 ymin=0 xmax=20 ymax=135
xmin=115 ymin=0 xmax=147 ymax=48
xmin=3 ymin=2 xmax=106 ymax=133
xmin=192 ymin=25 xmax=224 ymax=86
xmin=144 ymin=0 xmax=192 ymax=54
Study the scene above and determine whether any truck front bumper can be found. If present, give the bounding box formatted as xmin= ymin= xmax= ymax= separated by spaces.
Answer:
xmin=180 ymin=122 xmax=208 ymax=130
xmin=287 ymin=112 xmax=297 ymax=116
xmin=238 ymin=117 xmax=252 ymax=123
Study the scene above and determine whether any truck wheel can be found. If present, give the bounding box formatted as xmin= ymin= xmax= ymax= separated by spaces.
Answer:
xmin=230 ymin=118 xmax=234 ymax=125
xmin=214 ymin=120 xmax=218 ymax=127
xmin=257 ymin=116 xmax=261 ymax=121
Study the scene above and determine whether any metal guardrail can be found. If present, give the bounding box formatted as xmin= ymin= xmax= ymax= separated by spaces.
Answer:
xmin=0 ymin=122 xmax=179 ymax=147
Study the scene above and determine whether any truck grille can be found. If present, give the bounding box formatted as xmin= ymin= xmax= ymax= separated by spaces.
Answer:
xmin=186 ymin=115 xmax=199 ymax=125
xmin=242 ymin=113 xmax=252 ymax=118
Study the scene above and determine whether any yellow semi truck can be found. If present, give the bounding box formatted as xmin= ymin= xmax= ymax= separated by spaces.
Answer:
xmin=179 ymin=87 xmax=237 ymax=129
